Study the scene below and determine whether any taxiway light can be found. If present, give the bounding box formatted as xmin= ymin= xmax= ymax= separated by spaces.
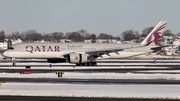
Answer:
xmin=20 ymin=71 xmax=31 ymax=74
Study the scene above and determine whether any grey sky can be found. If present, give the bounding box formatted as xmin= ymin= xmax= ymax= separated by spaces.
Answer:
xmin=0 ymin=0 xmax=180 ymax=36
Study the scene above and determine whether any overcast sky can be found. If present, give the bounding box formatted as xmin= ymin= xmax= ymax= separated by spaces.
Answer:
xmin=0 ymin=0 xmax=180 ymax=36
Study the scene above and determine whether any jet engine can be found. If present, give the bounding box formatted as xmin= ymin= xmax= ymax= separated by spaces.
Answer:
xmin=47 ymin=58 xmax=66 ymax=63
xmin=67 ymin=53 xmax=87 ymax=63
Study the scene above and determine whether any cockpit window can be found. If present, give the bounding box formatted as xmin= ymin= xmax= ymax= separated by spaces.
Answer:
xmin=8 ymin=47 xmax=14 ymax=50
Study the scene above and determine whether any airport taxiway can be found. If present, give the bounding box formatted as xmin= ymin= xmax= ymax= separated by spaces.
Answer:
xmin=0 ymin=96 xmax=179 ymax=101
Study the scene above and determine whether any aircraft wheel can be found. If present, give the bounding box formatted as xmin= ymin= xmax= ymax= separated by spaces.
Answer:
xmin=76 ymin=63 xmax=86 ymax=66
xmin=76 ymin=63 xmax=80 ymax=66
xmin=154 ymin=60 xmax=157 ymax=63
xmin=87 ymin=62 xmax=92 ymax=66
xmin=12 ymin=62 xmax=16 ymax=66
xmin=92 ymin=62 xmax=97 ymax=66
xmin=82 ymin=63 xmax=86 ymax=66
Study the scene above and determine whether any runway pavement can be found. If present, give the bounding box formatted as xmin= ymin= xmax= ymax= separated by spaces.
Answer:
xmin=1 ymin=59 xmax=180 ymax=67
xmin=1 ymin=64 xmax=180 ymax=67
xmin=1 ymin=77 xmax=180 ymax=84
xmin=1 ymin=66 xmax=180 ymax=74
xmin=0 ymin=95 xmax=179 ymax=101
xmin=0 ymin=65 xmax=180 ymax=73
xmin=1 ymin=59 xmax=180 ymax=63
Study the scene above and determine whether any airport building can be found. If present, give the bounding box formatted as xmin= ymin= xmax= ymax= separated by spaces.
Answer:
xmin=161 ymin=36 xmax=180 ymax=55
xmin=0 ymin=41 xmax=7 ymax=50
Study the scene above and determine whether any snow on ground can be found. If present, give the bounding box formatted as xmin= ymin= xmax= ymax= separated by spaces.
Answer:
xmin=0 ymin=83 xmax=180 ymax=99
xmin=1 ymin=72 xmax=180 ymax=80
xmin=137 ymin=70 xmax=180 ymax=73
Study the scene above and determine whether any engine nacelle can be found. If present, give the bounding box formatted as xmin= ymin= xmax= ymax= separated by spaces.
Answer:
xmin=67 ymin=53 xmax=87 ymax=63
xmin=47 ymin=58 xmax=66 ymax=63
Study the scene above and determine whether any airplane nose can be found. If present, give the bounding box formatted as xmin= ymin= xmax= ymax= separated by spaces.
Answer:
xmin=3 ymin=51 xmax=9 ymax=57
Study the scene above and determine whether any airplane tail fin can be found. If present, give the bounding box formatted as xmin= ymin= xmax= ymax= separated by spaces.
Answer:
xmin=141 ymin=21 xmax=167 ymax=46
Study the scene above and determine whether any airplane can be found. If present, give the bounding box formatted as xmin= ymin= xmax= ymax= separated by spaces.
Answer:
xmin=3 ymin=21 xmax=167 ymax=66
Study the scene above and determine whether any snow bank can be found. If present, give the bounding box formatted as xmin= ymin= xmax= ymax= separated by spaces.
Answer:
xmin=0 ymin=83 xmax=180 ymax=99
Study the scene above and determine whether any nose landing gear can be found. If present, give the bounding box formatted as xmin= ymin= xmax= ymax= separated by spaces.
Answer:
xmin=12 ymin=58 xmax=16 ymax=66
xmin=12 ymin=62 xmax=16 ymax=66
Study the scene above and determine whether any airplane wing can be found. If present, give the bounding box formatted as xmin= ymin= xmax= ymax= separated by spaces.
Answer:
xmin=61 ymin=47 xmax=124 ymax=58
xmin=84 ymin=46 xmax=145 ymax=58
xmin=85 ymin=47 xmax=124 ymax=57
xmin=84 ymin=44 xmax=171 ymax=58
xmin=151 ymin=45 xmax=173 ymax=51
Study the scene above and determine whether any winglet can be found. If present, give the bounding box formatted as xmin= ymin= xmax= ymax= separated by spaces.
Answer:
xmin=141 ymin=21 xmax=167 ymax=46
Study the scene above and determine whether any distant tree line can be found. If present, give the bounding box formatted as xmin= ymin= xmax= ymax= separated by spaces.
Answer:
xmin=4 ymin=29 xmax=120 ymax=42
xmin=0 ymin=27 xmax=179 ymax=43
xmin=121 ymin=27 xmax=177 ymax=41
xmin=0 ymin=31 xmax=6 ymax=42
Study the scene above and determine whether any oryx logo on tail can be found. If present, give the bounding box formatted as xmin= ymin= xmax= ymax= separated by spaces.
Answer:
xmin=141 ymin=21 xmax=167 ymax=46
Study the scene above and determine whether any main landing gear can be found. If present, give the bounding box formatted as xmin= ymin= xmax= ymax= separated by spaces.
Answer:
xmin=87 ymin=62 xmax=97 ymax=66
xmin=76 ymin=62 xmax=97 ymax=66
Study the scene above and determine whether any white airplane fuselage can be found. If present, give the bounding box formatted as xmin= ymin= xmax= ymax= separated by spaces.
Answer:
xmin=3 ymin=42 xmax=153 ymax=59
